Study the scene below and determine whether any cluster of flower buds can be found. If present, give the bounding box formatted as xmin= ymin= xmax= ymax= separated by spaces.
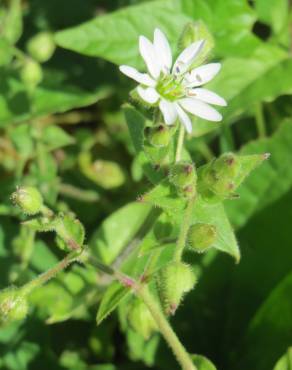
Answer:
xmin=169 ymin=161 xmax=197 ymax=199
xmin=0 ymin=286 xmax=28 ymax=327
xmin=157 ymin=262 xmax=196 ymax=315
xmin=127 ymin=298 xmax=157 ymax=339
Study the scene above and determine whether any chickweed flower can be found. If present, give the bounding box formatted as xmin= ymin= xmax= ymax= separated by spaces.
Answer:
xmin=119 ymin=28 xmax=226 ymax=133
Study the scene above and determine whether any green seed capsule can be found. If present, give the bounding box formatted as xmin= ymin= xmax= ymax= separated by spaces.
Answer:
xmin=0 ymin=287 xmax=28 ymax=326
xmin=157 ymin=262 xmax=196 ymax=315
xmin=147 ymin=125 xmax=172 ymax=148
xmin=188 ymin=223 xmax=217 ymax=252
xmin=20 ymin=59 xmax=43 ymax=88
xmin=11 ymin=186 xmax=43 ymax=215
xmin=26 ymin=32 xmax=56 ymax=63
xmin=127 ymin=298 xmax=157 ymax=339
xmin=169 ymin=161 xmax=197 ymax=189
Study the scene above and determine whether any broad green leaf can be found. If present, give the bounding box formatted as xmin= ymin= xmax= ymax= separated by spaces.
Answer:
xmin=255 ymin=0 xmax=289 ymax=35
xmin=273 ymin=348 xmax=292 ymax=370
xmin=191 ymin=354 xmax=217 ymax=370
xmin=89 ymin=202 xmax=155 ymax=264
xmin=96 ymin=282 xmax=131 ymax=325
xmin=42 ymin=125 xmax=74 ymax=151
xmin=226 ymin=120 xmax=292 ymax=228
xmin=0 ymin=68 xmax=111 ymax=126
xmin=236 ymin=271 xmax=292 ymax=370
xmin=192 ymin=197 xmax=240 ymax=262
xmin=55 ymin=0 xmax=190 ymax=67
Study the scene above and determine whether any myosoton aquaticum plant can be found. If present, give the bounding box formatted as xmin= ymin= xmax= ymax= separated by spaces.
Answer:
xmin=0 ymin=22 xmax=269 ymax=370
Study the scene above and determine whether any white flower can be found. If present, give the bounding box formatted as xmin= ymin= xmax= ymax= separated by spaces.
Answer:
xmin=119 ymin=28 xmax=227 ymax=133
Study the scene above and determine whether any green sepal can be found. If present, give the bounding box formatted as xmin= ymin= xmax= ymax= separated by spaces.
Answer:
xmin=127 ymin=298 xmax=157 ymax=339
xmin=157 ymin=262 xmax=196 ymax=315
xmin=169 ymin=161 xmax=197 ymax=189
xmin=187 ymin=223 xmax=217 ymax=253
xmin=54 ymin=213 xmax=85 ymax=252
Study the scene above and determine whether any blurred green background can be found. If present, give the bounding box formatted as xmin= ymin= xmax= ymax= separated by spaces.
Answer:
xmin=0 ymin=0 xmax=292 ymax=369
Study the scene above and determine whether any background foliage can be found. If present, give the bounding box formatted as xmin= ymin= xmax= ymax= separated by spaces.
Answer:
xmin=0 ymin=0 xmax=292 ymax=369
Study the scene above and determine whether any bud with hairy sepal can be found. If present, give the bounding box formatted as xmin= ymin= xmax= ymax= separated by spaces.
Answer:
xmin=26 ymin=32 xmax=56 ymax=63
xmin=54 ymin=213 xmax=85 ymax=251
xmin=178 ymin=21 xmax=214 ymax=69
xmin=157 ymin=262 xmax=196 ymax=315
xmin=11 ymin=186 xmax=43 ymax=215
xmin=198 ymin=152 xmax=270 ymax=202
xmin=145 ymin=124 xmax=175 ymax=148
xmin=188 ymin=223 xmax=217 ymax=253
xmin=127 ymin=298 xmax=157 ymax=339
xmin=0 ymin=287 xmax=28 ymax=326
xmin=169 ymin=161 xmax=197 ymax=189
xmin=20 ymin=59 xmax=43 ymax=89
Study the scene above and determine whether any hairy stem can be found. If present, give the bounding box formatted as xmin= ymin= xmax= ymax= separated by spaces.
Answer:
xmin=174 ymin=196 xmax=196 ymax=262
xmin=137 ymin=285 xmax=196 ymax=370
xmin=21 ymin=251 xmax=80 ymax=295
xmin=175 ymin=124 xmax=185 ymax=163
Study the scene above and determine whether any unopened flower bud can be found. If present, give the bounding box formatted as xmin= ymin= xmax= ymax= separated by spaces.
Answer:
xmin=11 ymin=186 xmax=43 ymax=215
xmin=20 ymin=59 xmax=43 ymax=88
xmin=178 ymin=21 xmax=214 ymax=68
xmin=0 ymin=287 xmax=28 ymax=326
xmin=55 ymin=213 xmax=85 ymax=251
xmin=169 ymin=161 xmax=197 ymax=189
xmin=147 ymin=125 xmax=172 ymax=148
xmin=157 ymin=262 xmax=196 ymax=315
xmin=26 ymin=32 xmax=56 ymax=63
xmin=188 ymin=223 xmax=217 ymax=252
xmin=127 ymin=298 xmax=157 ymax=339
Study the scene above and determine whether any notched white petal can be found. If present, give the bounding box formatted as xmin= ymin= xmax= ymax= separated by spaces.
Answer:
xmin=154 ymin=28 xmax=172 ymax=71
xmin=137 ymin=86 xmax=160 ymax=104
xmin=185 ymin=63 xmax=221 ymax=87
xmin=139 ymin=36 xmax=161 ymax=79
xmin=187 ymin=88 xmax=227 ymax=106
xmin=179 ymin=98 xmax=222 ymax=122
xmin=172 ymin=40 xmax=204 ymax=75
xmin=159 ymin=99 xmax=177 ymax=125
xmin=174 ymin=103 xmax=192 ymax=133
xmin=119 ymin=65 xmax=156 ymax=86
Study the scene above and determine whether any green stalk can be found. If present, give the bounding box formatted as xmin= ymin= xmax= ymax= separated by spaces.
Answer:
xmin=174 ymin=196 xmax=196 ymax=262
xmin=255 ymin=102 xmax=267 ymax=138
xmin=137 ymin=285 xmax=196 ymax=370
xmin=175 ymin=124 xmax=185 ymax=163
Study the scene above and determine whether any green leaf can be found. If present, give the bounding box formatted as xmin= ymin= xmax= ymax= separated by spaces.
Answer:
xmin=191 ymin=354 xmax=217 ymax=370
xmin=273 ymin=348 xmax=292 ymax=370
xmin=55 ymin=0 xmax=190 ymax=67
xmin=89 ymin=202 xmax=155 ymax=265
xmin=42 ymin=125 xmax=74 ymax=151
xmin=226 ymin=121 xmax=292 ymax=228
xmin=0 ymin=68 xmax=111 ymax=126
xmin=255 ymin=0 xmax=289 ymax=35
xmin=192 ymin=197 xmax=240 ymax=262
xmin=237 ymin=271 xmax=292 ymax=370
xmin=96 ymin=282 xmax=131 ymax=325
xmin=0 ymin=38 xmax=13 ymax=66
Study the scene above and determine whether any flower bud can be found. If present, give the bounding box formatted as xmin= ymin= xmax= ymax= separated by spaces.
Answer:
xmin=11 ymin=186 xmax=43 ymax=215
xmin=178 ymin=21 xmax=214 ymax=69
xmin=0 ymin=287 xmax=28 ymax=326
xmin=127 ymin=298 xmax=157 ymax=339
xmin=54 ymin=213 xmax=85 ymax=251
xmin=146 ymin=125 xmax=172 ymax=148
xmin=26 ymin=32 xmax=56 ymax=63
xmin=157 ymin=262 xmax=196 ymax=315
xmin=20 ymin=59 xmax=43 ymax=89
xmin=169 ymin=161 xmax=197 ymax=189
xmin=188 ymin=223 xmax=217 ymax=253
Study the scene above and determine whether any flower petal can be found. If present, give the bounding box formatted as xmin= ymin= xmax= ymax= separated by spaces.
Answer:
xmin=119 ymin=65 xmax=156 ymax=86
xmin=159 ymin=99 xmax=177 ymax=125
xmin=174 ymin=103 xmax=193 ymax=133
xmin=139 ymin=36 xmax=161 ymax=79
xmin=187 ymin=88 xmax=227 ymax=106
xmin=179 ymin=98 xmax=222 ymax=122
xmin=172 ymin=40 xmax=204 ymax=75
xmin=185 ymin=63 xmax=221 ymax=87
xmin=153 ymin=28 xmax=172 ymax=71
xmin=137 ymin=86 xmax=160 ymax=104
